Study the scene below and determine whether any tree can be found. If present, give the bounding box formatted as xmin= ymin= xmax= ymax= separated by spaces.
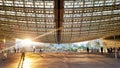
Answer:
xmin=86 ymin=42 xmax=91 ymax=49
xmin=94 ymin=41 xmax=101 ymax=49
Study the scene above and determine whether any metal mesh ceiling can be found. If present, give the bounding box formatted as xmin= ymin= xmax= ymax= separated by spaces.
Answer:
xmin=0 ymin=0 xmax=120 ymax=43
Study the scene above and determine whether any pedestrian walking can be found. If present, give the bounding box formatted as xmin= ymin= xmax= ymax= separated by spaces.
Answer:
xmin=2 ymin=51 xmax=7 ymax=61
xmin=21 ymin=51 xmax=25 ymax=61
xmin=21 ymin=47 xmax=26 ymax=61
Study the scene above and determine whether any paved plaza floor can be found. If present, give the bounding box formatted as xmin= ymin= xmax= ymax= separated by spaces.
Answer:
xmin=0 ymin=52 xmax=120 ymax=68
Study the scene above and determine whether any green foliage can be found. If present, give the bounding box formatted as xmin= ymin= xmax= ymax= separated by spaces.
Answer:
xmin=94 ymin=41 xmax=101 ymax=49
xmin=86 ymin=42 xmax=91 ymax=48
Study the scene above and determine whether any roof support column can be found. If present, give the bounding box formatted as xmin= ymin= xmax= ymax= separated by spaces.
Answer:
xmin=54 ymin=0 xmax=64 ymax=44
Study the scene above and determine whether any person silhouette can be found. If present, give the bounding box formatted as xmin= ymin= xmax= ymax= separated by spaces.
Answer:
xmin=101 ymin=47 xmax=103 ymax=54
xmin=87 ymin=47 xmax=89 ymax=53
xmin=21 ymin=47 xmax=26 ymax=61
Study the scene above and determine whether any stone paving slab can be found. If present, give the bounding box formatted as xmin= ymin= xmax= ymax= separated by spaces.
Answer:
xmin=0 ymin=52 xmax=120 ymax=68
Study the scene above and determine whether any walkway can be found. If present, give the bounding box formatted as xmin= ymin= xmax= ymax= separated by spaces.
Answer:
xmin=0 ymin=52 xmax=120 ymax=68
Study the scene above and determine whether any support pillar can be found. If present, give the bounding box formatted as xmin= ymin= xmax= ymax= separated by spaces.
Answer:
xmin=114 ymin=36 xmax=117 ymax=59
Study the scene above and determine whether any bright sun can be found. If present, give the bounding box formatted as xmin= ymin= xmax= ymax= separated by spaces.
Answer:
xmin=24 ymin=38 xmax=32 ymax=45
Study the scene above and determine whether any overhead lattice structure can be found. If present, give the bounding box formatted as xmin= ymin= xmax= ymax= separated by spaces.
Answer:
xmin=0 ymin=0 xmax=120 ymax=43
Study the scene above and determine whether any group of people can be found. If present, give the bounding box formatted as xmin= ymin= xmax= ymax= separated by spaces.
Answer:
xmin=33 ymin=48 xmax=43 ymax=53
xmin=107 ymin=47 xmax=120 ymax=54
xmin=0 ymin=47 xmax=25 ymax=61
xmin=86 ymin=47 xmax=120 ymax=54
xmin=86 ymin=47 xmax=103 ymax=53
xmin=0 ymin=46 xmax=44 ymax=62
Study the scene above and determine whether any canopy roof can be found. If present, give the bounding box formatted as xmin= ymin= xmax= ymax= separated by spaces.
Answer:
xmin=0 ymin=0 xmax=120 ymax=43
